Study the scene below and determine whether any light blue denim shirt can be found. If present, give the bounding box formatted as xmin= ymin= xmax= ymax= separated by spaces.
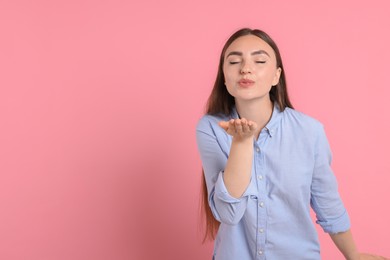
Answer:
xmin=196 ymin=104 xmax=350 ymax=260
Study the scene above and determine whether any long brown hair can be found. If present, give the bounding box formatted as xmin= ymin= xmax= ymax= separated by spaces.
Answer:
xmin=201 ymin=28 xmax=294 ymax=242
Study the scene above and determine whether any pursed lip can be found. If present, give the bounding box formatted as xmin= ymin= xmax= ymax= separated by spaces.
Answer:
xmin=239 ymin=79 xmax=255 ymax=84
xmin=238 ymin=78 xmax=255 ymax=87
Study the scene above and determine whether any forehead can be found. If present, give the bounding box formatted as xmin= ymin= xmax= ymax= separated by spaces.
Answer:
xmin=225 ymin=35 xmax=275 ymax=58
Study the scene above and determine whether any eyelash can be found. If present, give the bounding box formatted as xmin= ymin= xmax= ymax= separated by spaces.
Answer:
xmin=229 ymin=61 xmax=266 ymax=65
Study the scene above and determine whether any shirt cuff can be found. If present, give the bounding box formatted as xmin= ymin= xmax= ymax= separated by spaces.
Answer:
xmin=317 ymin=209 xmax=351 ymax=234
xmin=214 ymin=171 xmax=258 ymax=203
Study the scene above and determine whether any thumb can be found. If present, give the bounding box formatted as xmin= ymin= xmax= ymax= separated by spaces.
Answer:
xmin=218 ymin=121 xmax=229 ymax=130
xmin=248 ymin=121 xmax=258 ymax=131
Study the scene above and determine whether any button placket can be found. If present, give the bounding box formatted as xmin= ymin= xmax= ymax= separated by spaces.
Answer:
xmin=254 ymin=140 xmax=267 ymax=259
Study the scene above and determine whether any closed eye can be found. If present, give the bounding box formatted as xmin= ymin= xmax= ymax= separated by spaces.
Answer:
xmin=256 ymin=61 xmax=266 ymax=64
xmin=229 ymin=61 xmax=240 ymax=64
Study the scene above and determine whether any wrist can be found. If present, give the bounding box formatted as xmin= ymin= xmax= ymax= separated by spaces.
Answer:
xmin=346 ymin=252 xmax=360 ymax=260
xmin=232 ymin=135 xmax=254 ymax=143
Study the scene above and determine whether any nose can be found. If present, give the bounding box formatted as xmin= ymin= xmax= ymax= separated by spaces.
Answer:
xmin=240 ymin=61 xmax=253 ymax=74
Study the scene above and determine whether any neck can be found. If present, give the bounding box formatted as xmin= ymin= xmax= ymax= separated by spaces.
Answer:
xmin=235 ymin=97 xmax=274 ymax=136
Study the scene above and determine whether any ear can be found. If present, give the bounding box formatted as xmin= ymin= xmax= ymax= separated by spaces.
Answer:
xmin=272 ymin=67 xmax=282 ymax=86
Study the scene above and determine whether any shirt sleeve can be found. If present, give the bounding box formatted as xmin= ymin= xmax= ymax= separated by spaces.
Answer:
xmin=310 ymin=124 xmax=351 ymax=234
xmin=196 ymin=116 xmax=257 ymax=225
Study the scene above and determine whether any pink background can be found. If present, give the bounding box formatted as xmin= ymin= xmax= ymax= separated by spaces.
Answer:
xmin=1 ymin=0 xmax=389 ymax=259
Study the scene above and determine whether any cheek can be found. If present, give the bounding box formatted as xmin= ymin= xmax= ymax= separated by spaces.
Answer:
xmin=224 ymin=79 xmax=235 ymax=92
xmin=223 ymin=73 xmax=236 ymax=94
xmin=223 ymin=69 xmax=235 ymax=83
xmin=258 ymin=68 xmax=278 ymax=82
xmin=224 ymin=74 xmax=234 ymax=84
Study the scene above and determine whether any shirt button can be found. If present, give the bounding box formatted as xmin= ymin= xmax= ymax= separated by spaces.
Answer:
xmin=256 ymin=147 xmax=260 ymax=152
xmin=258 ymin=250 xmax=263 ymax=255
xmin=259 ymin=228 xmax=264 ymax=233
xmin=259 ymin=202 xmax=264 ymax=207
xmin=257 ymin=175 xmax=263 ymax=180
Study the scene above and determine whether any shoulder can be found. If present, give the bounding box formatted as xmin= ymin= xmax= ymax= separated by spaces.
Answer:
xmin=196 ymin=113 xmax=230 ymax=134
xmin=195 ymin=113 xmax=233 ymax=150
xmin=283 ymin=107 xmax=324 ymax=129
xmin=281 ymin=107 xmax=326 ymax=140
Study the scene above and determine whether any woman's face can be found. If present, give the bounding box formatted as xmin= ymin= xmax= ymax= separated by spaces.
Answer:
xmin=223 ymin=35 xmax=281 ymax=103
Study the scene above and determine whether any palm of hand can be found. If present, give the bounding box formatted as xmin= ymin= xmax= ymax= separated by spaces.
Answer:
xmin=219 ymin=118 xmax=258 ymax=140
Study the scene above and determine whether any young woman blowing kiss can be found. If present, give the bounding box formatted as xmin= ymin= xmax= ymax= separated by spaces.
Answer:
xmin=196 ymin=28 xmax=387 ymax=260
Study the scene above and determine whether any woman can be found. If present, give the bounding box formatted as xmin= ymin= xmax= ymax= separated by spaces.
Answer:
xmin=196 ymin=28 xmax=386 ymax=260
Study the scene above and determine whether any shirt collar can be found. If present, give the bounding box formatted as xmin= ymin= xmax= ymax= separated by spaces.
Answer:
xmin=231 ymin=102 xmax=283 ymax=138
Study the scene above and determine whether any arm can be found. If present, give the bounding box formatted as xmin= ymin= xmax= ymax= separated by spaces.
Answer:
xmin=196 ymin=117 xmax=258 ymax=225
xmin=330 ymin=230 xmax=389 ymax=260
xmin=310 ymin=124 xmax=351 ymax=234
xmin=312 ymin=126 xmax=388 ymax=260
xmin=330 ymin=230 xmax=359 ymax=260
xmin=219 ymin=118 xmax=257 ymax=198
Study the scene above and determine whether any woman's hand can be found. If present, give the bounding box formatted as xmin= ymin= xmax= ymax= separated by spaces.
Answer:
xmin=219 ymin=118 xmax=258 ymax=141
xmin=358 ymin=253 xmax=389 ymax=260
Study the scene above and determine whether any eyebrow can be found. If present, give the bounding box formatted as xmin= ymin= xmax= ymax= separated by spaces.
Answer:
xmin=226 ymin=50 xmax=270 ymax=58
